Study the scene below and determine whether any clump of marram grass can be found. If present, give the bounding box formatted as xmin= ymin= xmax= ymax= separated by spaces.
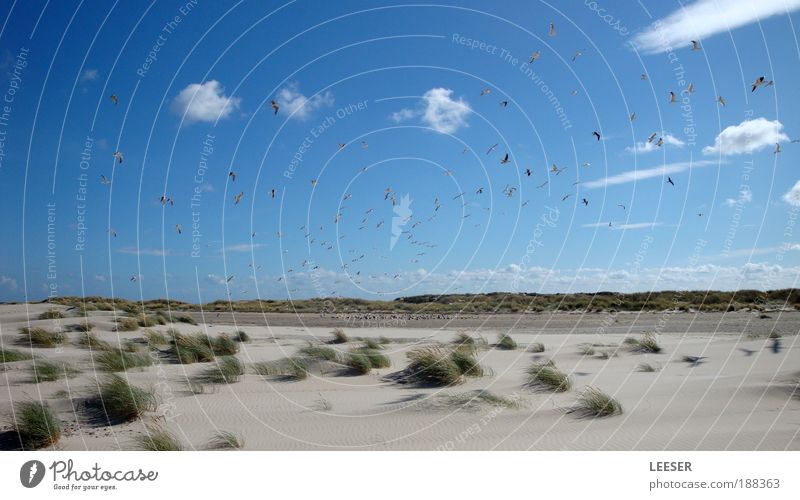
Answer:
xmin=495 ymin=333 xmax=517 ymax=350
xmin=93 ymin=348 xmax=153 ymax=372
xmin=0 ymin=347 xmax=32 ymax=363
xmin=69 ymin=321 xmax=94 ymax=332
xmin=768 ymin=331 xmax=782 ymax=339
xmin=596 ymin=349 xmax=619 ymax=360
xmin=133 ymin=427 xmax=184 ymax=451
xmin=624 ymin=333 xmax=662 ymax=353
xmin=142 ymin=329 xmax=168 ymax=345
xmin=578 ymin=343 xmax=596 ymax=356
xmin=453 ymin=332 xmax=487 ymax=349
xmin=344 ymin=352 xmax=372 ymax=374
xmin=170 ymin=333 xmax=215 ymax=364
xmin=19 ymin=326 xmax=65 ymax=348
xmin=205 ymin=430 xmax=244 ymax=450
xmin=351 ymin=347 xmax=391 ymax=369
xmin=403 ymin=346 xmax=485 ymax=386
xmin=114 ymin=317 xmax=140 ymax=332
xmin=212 ymin=334 xmax=239 ymax=355
xmin=526 ymin=360 xmax=572 ymax=393
xmin=12 ymin=401 xmax=60 ymax=449
xmin=297 ymin=344 xmax=341 ymax=362
xmin=233 ymin=330 xmax=250 ymax=342
xmin=361 ymin=338 xmax=382 ymax=350
xmin=38 ymin=309 xmax=64 ymax=320
xmin=566 ymin=386 xmax=623 ymax=418
xmin=74 ymin=332 xmax=112 ymax=350
xmin=193 ymin=356 xmax=244 ymax=384
xmin=252 ymin=358 xmax=308 ymax=380
xmin=330 ymin=328 xmax=348 ymax=344
xmin=175 ymin=315 xmax=197 ymax=325
xmin=636 ymin=362 xmax=660 ymax=372
xmin=527 ymin=342 xmax=546 ymax=353
xmin=88 ymin=375 xmax=157 ymax=424
xmin=435 ymin=390 xmax=521 ymax=410
xmin=30 ymin=360 xmax=80 ymax=383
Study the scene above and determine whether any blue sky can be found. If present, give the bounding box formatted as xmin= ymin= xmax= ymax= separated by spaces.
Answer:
xmin=1 ymin=0 xmax=800 ymax=302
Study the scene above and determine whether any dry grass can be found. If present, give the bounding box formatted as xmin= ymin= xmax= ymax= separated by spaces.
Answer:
xmin=205 ymin=430 xmax=244 ymax=450
xmin=19 ymin=326 xmax=65 ymax=348
xmin=567 ymin=387 xmax=623 ymax=418
xmin=624 ymin=333 xmax=662 ymax=353
xmin=30 ymin=360 xmax=80 ymax=383
xmin=526 ymin=361 xmax=572 ymax=393
xmin=252 ymin=358 xmax=308 ymax=380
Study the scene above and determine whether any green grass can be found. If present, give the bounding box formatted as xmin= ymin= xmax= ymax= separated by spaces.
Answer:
xmin=624 ymin=333 xmax=662 ymax=353
xmin=527 ymin=342 xmax=546 ymax=353
xmin=0 ymin=347 xmax=32 ymax=363
xmin=212 ymin=334 xmax=239 ymax=355
xmin=351 ymin=347 xmax=391 ymax=369
xmin=361 ymin=337 xmax=382 ymax=350
xmin=495 ymin=333 xmax=517 ymax=350
xmin=19 ymin=326 xmax=65 ymax=348
xmin=330 ymin=328 xmax=348 ymax=344
xmin=297 ymin=345 xmax=341 ymax=362
xmin=437 ymin=390 xmax=520 ymax=410
xmin=252 ymin=358 xmax=308 ymax=380
xmin=526 ymin=361 xmax=572 ymax=393
xmin=38 ymin=309 xmax=64 ymax=320
xmin=133 ymin=427 xmax=184 ymax=451
xmin=115 ymin=318 xmax=140 ymax=332
xmin=12 ymin=401 xmax=60 ymax=449
xmin=345 ymin=352 xmax=372 ymax=374
xmin=636 ymin=362 xmax=660 ymax=372
xmin=70 ymin=321 xmax=94 ymax=332
xmin=567 ymin=387 xmax=623 ymax=418
xmin=596 ymin=349 xmax=618 ymax=360
xmin=175 ymin=315 xmax=197 ymax=325
xmin=170 ymin=333 xmax=215 ymax=364
xmin=89 ymin=375 xmax=157 ymax=424
xmin=193 ymin=356 xmax=244 ymax=384
xmin=93 ymin=348 xmax=153 ymax=372
xmin=404 ymin=346 xmax=485 ymax=386
xmin=142 ymin=330 xmax=168 ymax=345
xmin=74 ymin=332 xmax=112 ymax=350
xmin=450 ymin=347 xmax=484 ymax=377
xmin=205 ymin=430 xmax=244 ymax=450
xmin=233 ymin=330 xmax=250 ymax=342
xmin=578 ymin=343 xmax=596 ymax=356
xmin=30 ymin=360 xmax=80 ymax=383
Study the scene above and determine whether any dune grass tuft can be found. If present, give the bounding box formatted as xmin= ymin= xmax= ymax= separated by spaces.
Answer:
xmin=636 ymin=362 xmax=660 ymax=372
xmin=115 ymin=318 xmax=140 ymax=332
xmin=142 ymin=329 xmax=168 ymax=346
xmin=578 ymin=343 xmax=596 ymax=356
xmin=30 ymin=360 xmax=80 ymax=383
xmin=12 ymin=401 xmax=60 ymax=449
xmin=297 ymin=345 xmax=341 ymax=362
xmin=0 ymin=347 xmax=32 ymax=363
xmin=330 ymin=328 xmax=348 ymax=344
xmin=527 ymin=342 xmax=546 ymax=353
xmin=88 ymin=375 xmax=157 ymax=424
xmin=19 ymin=326 xmax=65 ymax=348
xmin=170 ymin=333 xmax=215 ymax=364
xmin=233 ymin=330 xmax=250 ymax=342
xmin=344 ymin=352 xmax=372 ymax=374
xmin=252 ymin=358 xmax=308 ymax=380
xmin=351 ymin=347 xmax=391 ymax=369
xmin=404 ymin=346 xmax=484 ymax=386
xmin=495 ymin=333 xmax=517 ymax=350
xmin=526 ymin=360 xmax=572 ymax=393
xmin=175 ymin=315 xmax=197 ymax=325
xmin=133 ymin=427 xmax=184 ymax=451
xmin=69 ymin=321 xmax=94 ymax=332
xmin=624 ymin=333 xmax=662 ymax=353
xmin=437 ymin=390 xmax=521 ymax=410
xmin=93 ymin=348 xmax=153 ymax=372
xmin=567 ymin=386 xmax=623 ymax=418
xmin=205 ymin=430 xmax=244 ymax=450
xmin=193 ymin=356 xmax=244 ymax=384
xmin=74 ymin=332 xmax=112 ymax=350
xmin=361 ymin=337 xmax=382 ymax=350
xmin=39 ymin=309 xmax=64 ymax=320
xmin=211 ymin=334 xmax=239 ymax=355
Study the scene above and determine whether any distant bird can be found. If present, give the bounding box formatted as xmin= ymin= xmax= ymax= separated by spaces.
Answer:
xmin=548 ymin=22 xmax=556 ymax=37
xmin=480 ymin=87 xmax=491 ymax=96
xmin=486 ymin=143 xmax=498 ymax=155
xmin=629 ymin=112 xmax=636 ymax=121
xmin=682 ymin=355 xmax=707 ymax=366
xmin=751 ymin=76 xmax=765 ymax=92
xmin=640 ymin=73 xmax=648 ymax=80
xmin=100 ymin=175 xmax=110 ymax=185
xmin=500 ymin=100 xmax=508 ymax=107
xmin=582 ymin=162 xmax=591 ymax=167
xmin=570 ymin=89 xmax=578 ymax=96
xmin=525 ymin=168 xmax=532 ymax=177
xmin=617 ymin=204 xmax=626 ymax=210
xmin=269 ymin=188 xmax=276 ymax=198
xmin=717 ymin=96 xmax=726 ymax=106
xmin=108 ymin=228 xmax=117 ymax=237
xmin=647 ymin=132 xmax=657 ymax=143
xmin=667 ymin=177 xmax=675 ymax=186
xmin=500 ymin=153 xmax=510 ymax=164
xmin=476 ymin=187 xmax=484 ymax=194
xmin=529 ymin=51 xmax=540 ymax=63
xmin=774 ymin=143 xmax=781 ymax=154
xmin=226 ymin=275 xmax=234 ymax=282
xmin=310 ymin=179 xmax=317 ymax=187
xmin=582 ymin=198 xmax=589 ymax=206
xmin=592 ymin=131 xmax=601 ymax=141
xmin=338 ymin=143 xmax=346 ymax=149
xmin=130 ymin=275 xmax=136 ymax=282
xmin=228 ymin=171 xmax=236 ymax=182
xmin=691 ymin=40 xmax=701 ymax=51
xmin=234 ymin=192 xmax=244 ymax=205
xmin=561 ymin=194 xmax=571 ymax=201
xmin=669 ymin=91 xmax=677 ymax=103
xmin=537 ymin=181 xmax=548 ymax=189
xmin=110 ymin=94 xmax=119 ymax=105
xmin=175 ymin=224 xmax=182 ymax=234
xmin=112 ymin=151 xmax=124 ymax=164
xmin=656 ymin=137 xmax=664 ymax=147
xmin=361 ymin=141 xmax=368 ymax=148
xmin=270 ymin=100 xmax=279 ymax=114
xmin=572 ymin=49 xmax=585 ymax=62
xmin=687 ymin=82 xmax=695 ymax=94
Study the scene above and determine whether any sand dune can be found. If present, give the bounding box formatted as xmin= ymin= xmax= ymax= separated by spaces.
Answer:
xmin=1 ymin=303 xmax=798 ymax=450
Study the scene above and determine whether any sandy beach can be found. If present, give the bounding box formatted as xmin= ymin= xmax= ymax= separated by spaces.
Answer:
xmin=1 ymin=303 xmax=798 ymax=450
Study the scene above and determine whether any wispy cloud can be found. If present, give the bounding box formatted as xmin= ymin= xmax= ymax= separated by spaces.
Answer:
xmin=582 ymin=160 xmax=717 ymax=189
xmin=0 ymin=275 xmax=17 ymax=290
xmin=276 ymin=83 xmax=334 ymax=120
xmin=389 ymin=88 xmax=471 ymax=134
xmin=724 ymin=187 xmax=752 ymax=207
xmin=631 ymin=0 xmax=800 ymax=54
xmin=171 ymin=80 xmax=241 ymax=124
xmin=703 ymin=118 xmax=788 ymax=156
xmin=118 ymin=247 xmax=171 ymax=257
xmin=783 ymin=180 xmax=800 ymax=207
xmin=625 ymin=133 xmax=685 ymax=154
xmin=79 ymin=68 xmax=98 ymax=82
xmin=223 ymin=243 xmax=267 ymax=253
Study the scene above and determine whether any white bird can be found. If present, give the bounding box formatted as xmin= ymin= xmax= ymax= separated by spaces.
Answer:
xmin=751 ymin=76 xmax=765 ymax=92
xmin=647 ymin=132 xmax=658 ymax=143
xmin=234 ymin=192 xmax=244 ymax=205
xmin=774 ymin=143 xmax=781 ymax=154
xmin=175 ymin=224 xmax=182 ymax=234
xmin=687 ymin=82 xmax=695 ymax=93
xmin=691 ymin=40 xmax=701 ymax=51
xmin=629 ymin=112 xmax=636 ymax=121
xmin=100 ymin=175 xmax=110 ymax=185
xmin=110 ymin=94 xmax=119 ymax=105
xmin=572 ymin=49 xmax=585 ymax=62
xmin=480 ymin=87 xmax=491 ymax=96
xmin=486 ymin=143 xmax=498 ymax=155
xmin=717 ymin=96 xmax=726 ymax=107
xmin=669 ymin=91 xmax=677 ymax=103
xmin=112 ymin=151 xmax=124 ymax=164
xmin=548 ymin=22 xmax=556 ymax=37
xmin=529 ymin=51 xmax=540 ymax=63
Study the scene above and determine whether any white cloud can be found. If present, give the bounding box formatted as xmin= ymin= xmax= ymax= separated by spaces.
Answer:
xmin=79 ymin=68 xmax=98 ymax=82
xmin=625 ymin=133 xmax=685 ymax=154
xmin=724 ymin=187 xmax=752 ymax=207
xmin=118 ymin=247 xmax=170 ymax=257
xmin=223 ymin=243 xmax=267 ymax=253
xmin=582 ymin=160 xmax=717 ymax=189
xmin=171 ymin=80 xmax=241 ymax=124
xmin=0 ymin=275 xmax=17 ymax=290
xmin=93 ymin=274 xmax=106 ymax=282
xmin=205 ymin=274 xmax=228 ymax=286
xmin=783 ymin=180 xmax=800 ymax=207
xmin=421 ymin=88 xmax=471 ymax=134
xmin=631 ymin=0 xmax=800 ymax=54
xmin=702 ymin=118 xmax=788 ymax=156
xmin=389 ymin=108 xmax=416 ymax=123
xmin=276 ymin=83 xmax=334 ymax=120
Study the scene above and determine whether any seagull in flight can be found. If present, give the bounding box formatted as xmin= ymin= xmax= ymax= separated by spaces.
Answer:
xmin=110 ymin=94 xmax=119 ymax=105
xmin=480 ymin=87 xmax=491 ymax=96
xmin=499 ymin=100 xmax=508 ymax=107
xmin=548 ymin=22 xmax=556 ymax=37
xmin=582 ymin=198 xmax=589 ymax=206
xmin=656 ymin=137 xmax=664 ymax=147
xmin=687 ymin=82 xmax=695 ymax=94
xmin=500 ymin=153 xmax=510 ymax=164
xmin=537 ymin=181 xmax=548 ymax=189
xmin=529 ymin=51 xmax=540 ymax=63
xmin=647 ymin=132 xmax=657 ymax=143
xmin=228 ymin=171 xmax=236 ymax=182
xmin=572 ymin=49 xmax=585 ymax=62
xmin=751 ymin=76 xmax=765 ymax=92
xmin=100 ymin=175 xmax=110 ymax=185
xmin=234 ymin=192 xmax=244 ymax=205
xmin=525 ymin=168 xmax=532 ymax=177
xmin=112 ymin=151 xmax=124 ymax=164
xmin=629 ymin=112 xmax=636 ymax=121
xmin=486 ymin=143 xmax=498 ymax=155
xmin=667 ymin=177 xmax=675 ymax=186
xmin=617 ymin=204 xmax=626 ymax=210
xmin=717 ymin=96 xmax=726 ymax=107
xmin=175 ymin=224 xmax=182 ymax=234
xmin=561 ymin=194 xmax=571 ymax=201
xmin=774 ymin=143 xmax=781 ymax=154
xmin=640 ymin=73 xmax=648 ymax=80
xmin=592 ymin=131 xmax=601 ymax=141
xmin=691 ymin=40 xmax=701 ymax=51
xmin=270 ymin=100 xmax=279 ymax=114
xmin=669 ymin=91 xmax=677 ymax=103
xmin=476 ymin=187 xmax=484 ymax=194
xmin=269 ymin=188 xmax=276 ymax=198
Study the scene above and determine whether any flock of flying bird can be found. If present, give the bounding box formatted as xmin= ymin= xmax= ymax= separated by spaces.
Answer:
xmin=100 ymin=26 xmax=789 ymax=294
